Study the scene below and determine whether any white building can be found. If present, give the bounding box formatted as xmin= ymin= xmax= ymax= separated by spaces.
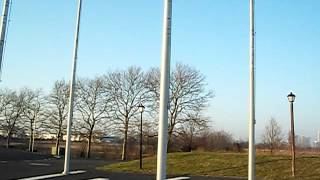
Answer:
xmin=313 ymin=130 xmax=320 ymax=148
xmin=63 ymin=134 xmax=84 ymax=142
xmin=39 ymin=133 xmax=57 ymax=140
xmin=0 ymin=129 xmax=6 ymax=136
xmin=296 ymin=135 xmax=311 ymax=148
xmin=38 ymin=133 xmax=83 ymax=142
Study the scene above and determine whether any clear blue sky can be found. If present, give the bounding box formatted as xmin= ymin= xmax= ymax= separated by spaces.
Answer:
xmin=1 ymin=0 xmax=319 ymax=142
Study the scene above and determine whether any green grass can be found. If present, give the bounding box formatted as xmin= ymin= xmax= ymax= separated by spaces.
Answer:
xmin=98 ymin=152 xmax=320 ymax=180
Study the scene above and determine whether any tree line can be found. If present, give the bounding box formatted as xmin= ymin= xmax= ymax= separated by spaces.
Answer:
xmin=0 ymin=63 xmax=214 ymax=159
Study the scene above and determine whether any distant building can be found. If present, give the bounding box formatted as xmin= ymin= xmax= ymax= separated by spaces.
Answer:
xmin=0 ymin=129 xmax=23 ymax=138
xmin=296 ymin=135 xmax=311 ymax=148
xmin=39 ymin=133 xmax=57 ymax=140
xmin=313 ymin=130 xmax=320 ymax=148
xmin=62 ymin=134 xmax=84 ymax=142
xmin=99 ymin=136 xmax=118 ymax=143
xmin=36 ymin=133 xmax=83 ymax=142
xmin=0 ymin=130 xmax=6 ymax=137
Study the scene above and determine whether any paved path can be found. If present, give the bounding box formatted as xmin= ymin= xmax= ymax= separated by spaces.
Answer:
xmin=0 ymin=147 xmax=52 ymax=161
xmin=0 ymin=148 xmax=245 ymax=180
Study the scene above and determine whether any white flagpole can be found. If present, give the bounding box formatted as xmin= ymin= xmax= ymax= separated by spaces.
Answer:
xmin=248 ymin=0 xmax=256 ymax=179
xmin=156 ymin=0 xmax=172 ymax=179
xmin=63 ymin=0 xmax=82 ymax=175
xmin=0 ymin=0 xmax=10 ymax=79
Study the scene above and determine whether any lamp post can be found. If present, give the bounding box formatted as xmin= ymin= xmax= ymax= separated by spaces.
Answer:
xmin=287 ymin=92 xmax=296 ymax=177
xmin=138 ymin=103 xmax=145 ymax=169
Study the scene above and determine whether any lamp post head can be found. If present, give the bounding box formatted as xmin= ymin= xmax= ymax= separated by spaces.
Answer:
xmin=138 ymin=103 xmax=145 ymax=113
xmin=287 ymin=92 xmax=296 ymax=103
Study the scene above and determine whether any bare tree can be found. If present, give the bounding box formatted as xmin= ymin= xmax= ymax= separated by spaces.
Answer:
xmin=144 ymin=67 xmax=160 ymax=114
xmin=146 ymin=63 xmax=213 ymax=151
xmin=196 ymin=129 xmax=234 ymax=151
xmin=44 ymin=80 xmax=69 ymax=155
xmin=262 ymin=117 xmax=283 ymax=154
xmin=177 ymin=113 xmax=208 ymax=151
xmin=75 ymin=77 xmax=110 ymax=158
xmin=22 ymin=88 xmax=44 ymax=152
xmin=104 ymin=66 xmax=149 ymax=160
xmin=0 ymin=89 xmax=25 ymax=148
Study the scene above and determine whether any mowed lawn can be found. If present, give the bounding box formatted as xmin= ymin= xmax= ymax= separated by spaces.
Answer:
xmin=98 ymin=152 xmax=320 ymax=180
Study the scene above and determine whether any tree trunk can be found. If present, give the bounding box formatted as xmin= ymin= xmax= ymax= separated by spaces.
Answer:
xmin=55 ymin=131 xmax=61 ymax=156
xmin=189 ymin=133 xmax=193 ymax=152
xmin=86 ymin=132 xmax=92 ymax=159
xmin=167 ymin=128 xmax=174 ymax=152
xmin=6 ymin=132 xmax=11 ymax=149
xmin=29 ymin=127 xmax=33 ymax=152
xmin=121 ymin=121 xmax=129 ymax=160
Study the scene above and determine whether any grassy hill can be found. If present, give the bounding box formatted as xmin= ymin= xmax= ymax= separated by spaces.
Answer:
xmin=98 ymin=151 xmax=320 ymax=180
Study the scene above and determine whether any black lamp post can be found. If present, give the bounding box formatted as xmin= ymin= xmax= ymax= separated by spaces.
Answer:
xmin=287 ymin=92 xmax=296 ymax=177
xmin=138 ymin=103 xmax=145 ymax=169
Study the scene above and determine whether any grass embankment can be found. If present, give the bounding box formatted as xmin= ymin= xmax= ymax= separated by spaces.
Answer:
xmin=98 ymin=152 xmax=320 ymax=179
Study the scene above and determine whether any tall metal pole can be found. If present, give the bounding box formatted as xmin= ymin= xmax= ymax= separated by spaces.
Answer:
xmin=63 ymin=0 xmax=82 ymax=175
xmin=156 ymin=0 xmax=172 ymax=179
xmin=290 ymin=102 xmax=296 ymax=177
xmin=248 ymin=0 xmax=256 ymax=179
xmin=0 ymin=0 xmax=10 ymax=77
xmin=140 ymin=112 xmax=143 ymax=169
